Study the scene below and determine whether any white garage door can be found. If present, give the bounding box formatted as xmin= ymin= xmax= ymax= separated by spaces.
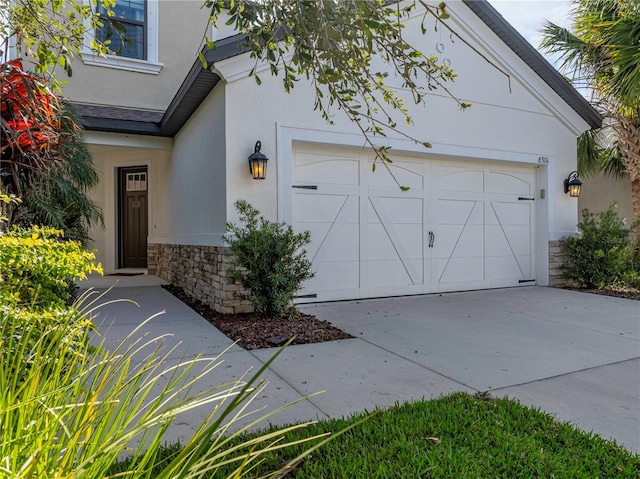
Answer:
xmin=292 ymin=147 xmax=536 ymax=302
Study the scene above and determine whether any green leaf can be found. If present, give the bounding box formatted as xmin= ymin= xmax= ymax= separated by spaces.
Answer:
xmin=198 ymin=51 xmax=208 ymax=69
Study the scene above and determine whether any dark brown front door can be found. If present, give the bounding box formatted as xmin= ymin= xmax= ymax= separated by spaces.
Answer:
xmin=119 ymin=167 xmax=148 ymax=268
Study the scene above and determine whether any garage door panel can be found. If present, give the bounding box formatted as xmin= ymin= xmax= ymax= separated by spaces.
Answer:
xmin=295 ymin=154 xmax=360 ymax=185
xmin=489 ymin=225 xmax=531 ymax=257
xmin=292 ymin=148 xmax=535 ymax=301
xmin=486 ymin=170 xmax=533 ymax=195
xmin=487 ymin=254 xmax=532 ymax=279
xmin=437 ymin=200 xmax=483 ymax=225
xmin=437 ymin=166 xmax=484 ymax=192
xmin=435 ymin=224 xmax=484 ymax=259
xmin=293 ymin=193 xmax=358 ymax=223
xmin=305 ymin=260 xmax=360 ymax=291
xmin=312 ymin=222 xmax=360 ymax=262
xmin=436 ymin=257 xmax=484 ymax=283
xmin=295 ymin=223 xmax=330 ymax=259
xmin=368 ymin=223 xmax=423 ymax=261
xmin=368 ymin=259 xmax=421 ymax=287
xmin=366 ymin=160 xmax=424 ymax=189
xmin=368 ymin=196 xmax=423 ymax=224
xmin=489 ymin=202 xmax=531 ymax=226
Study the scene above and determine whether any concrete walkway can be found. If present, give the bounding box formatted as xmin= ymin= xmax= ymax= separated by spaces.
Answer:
xmin=81 ymin=274 xmax=640 ymax=453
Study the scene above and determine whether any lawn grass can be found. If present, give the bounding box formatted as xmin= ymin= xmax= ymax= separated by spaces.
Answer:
xmin=111 ymin=392 xmax=638 ymax=478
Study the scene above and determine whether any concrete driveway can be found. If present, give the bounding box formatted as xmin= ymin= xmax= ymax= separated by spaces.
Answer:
xmin=297 ymin=287 xmax=639 ymax=452
xmin=84 ymin=277 xmax=640 ymax=453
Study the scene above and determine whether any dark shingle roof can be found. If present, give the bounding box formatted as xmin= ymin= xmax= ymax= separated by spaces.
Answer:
xmin=75 ymin=1 xmax=601 ymax=136
xmin=73 ymin=34 xmax=248 ymax=136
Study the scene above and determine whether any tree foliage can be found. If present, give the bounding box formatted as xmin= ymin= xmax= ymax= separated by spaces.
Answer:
xmin=1 ymin=61 xmax=102 ymax=244
xmin=204 ymin=0 xmax=499 ymax=187
xmin=540 ymin=0 xmax=640 ymax=229
xmin=1 ymin=0 xmax=129 ymax=85
xmin=12 ymin=103 xmax=104 ymax=245
xmin=1 ymin=60 xmax=63 ymax=193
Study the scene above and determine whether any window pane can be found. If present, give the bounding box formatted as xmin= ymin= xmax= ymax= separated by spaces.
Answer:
xmin=120 ymin=23 xmax=145 ymax=59
xmin=96 ymin=22 xmax=144 ymax=59
xmin=96 ymin=0 xmax=146 ymax=60
xmin=101 ymin=0 xmax=145 ymax=22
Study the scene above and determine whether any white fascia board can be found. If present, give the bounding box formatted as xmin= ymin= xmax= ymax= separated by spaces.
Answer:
xmin=85 ymin=131 xmax=173 ymax=150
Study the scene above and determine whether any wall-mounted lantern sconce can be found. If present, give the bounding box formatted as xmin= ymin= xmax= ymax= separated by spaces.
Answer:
xmin=248 ymin=141 xmax=268 ymax=180
xmin=563 ymin=171 xmax=582 ymax=197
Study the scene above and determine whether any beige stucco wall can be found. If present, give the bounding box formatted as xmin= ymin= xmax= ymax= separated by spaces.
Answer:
xmin=578 ymin=172 xmax=633 ymax=222
xmin=156 ymin=84 xmax=227 ymax=246
xmin=62 ymin=0 xmax=208 ymax=111
xmin=86 ymin=134 xmax=172 ymax=273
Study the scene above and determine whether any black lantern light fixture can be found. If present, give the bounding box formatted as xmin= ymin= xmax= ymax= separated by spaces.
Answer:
xmin=248 ymin=141 xmax=268 ymax=180
xmin=563 ymin=171 xmax=582 ymax=197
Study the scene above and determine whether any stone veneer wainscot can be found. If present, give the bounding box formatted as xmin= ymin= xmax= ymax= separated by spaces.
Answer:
xmin=149 ymin=241 xmax=570 ymax=309
xmin=548 ymin=240 xmax=568 ymax=287
xmin=148 ymin=243 xmax=252 ymax=314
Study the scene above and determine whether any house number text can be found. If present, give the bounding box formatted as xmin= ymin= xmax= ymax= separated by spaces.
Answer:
xmin=538 ymin=156 xmax=550 ymax=164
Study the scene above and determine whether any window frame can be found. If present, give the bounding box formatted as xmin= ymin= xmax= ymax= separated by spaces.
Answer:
xmin=81 ymin=0 xmax=163 ymax=75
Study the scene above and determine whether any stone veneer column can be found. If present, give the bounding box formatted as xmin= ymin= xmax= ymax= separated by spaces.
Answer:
xmin=548 ymin=240 xmax=567 ymax=287
xmin=147 ymin=243 xmax=252 ymax=314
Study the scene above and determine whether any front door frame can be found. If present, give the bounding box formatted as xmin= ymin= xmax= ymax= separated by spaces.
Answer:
xmin=118 ymin=166 xmax=149 ymax=269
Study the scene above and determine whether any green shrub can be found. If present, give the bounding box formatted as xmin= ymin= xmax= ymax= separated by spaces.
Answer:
xmin=0 ymin=226 xmax=102 ymax=309
xmin=0 ymin=226 xmax=102 ymax=381
xmin=620 ymin=246 xmax=640 ymax=288
xmin=224 ymin=200 xmax=314 ymax=317
xmin=560 ymin=204 xmax=636 ymax=288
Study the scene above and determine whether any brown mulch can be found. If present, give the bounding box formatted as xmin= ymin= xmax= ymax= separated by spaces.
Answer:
xmin=567 ymin=286 xmax=640 ymax=301
xmin=162 ymin=285 xmax=353 ymax=350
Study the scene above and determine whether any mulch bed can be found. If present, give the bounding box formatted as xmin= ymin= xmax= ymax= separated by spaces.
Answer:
xmin=567 ymin=286 xmax=640 ymax=301
xmin=162 ymin=285 xmax=352 ymax=350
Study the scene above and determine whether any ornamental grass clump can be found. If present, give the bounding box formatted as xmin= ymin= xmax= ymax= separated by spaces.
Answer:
xmin=0 ymin=225 xmax=344 ymax=478
xmin=1 ymin=307 xmax=344 ymax=478
xmin=224 ymin=200 xmax=314 ymax=318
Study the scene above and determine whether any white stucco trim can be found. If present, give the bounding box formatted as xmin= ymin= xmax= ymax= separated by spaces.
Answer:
xmin=81 ymin=0 xmax=162 ymax=74
xmin=212 ymin=53 xmax=276 ymax=83
xmin=85 ymin=131 xmax=173 ymax=150
xmin=80 ymin=54 xmax=164 ymax=74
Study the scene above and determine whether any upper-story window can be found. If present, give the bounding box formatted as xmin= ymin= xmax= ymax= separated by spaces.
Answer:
xmin=96 ymin=0 xmax=147 ymax=60
xmin=82 ymin=0 xmax=162 ymax=74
